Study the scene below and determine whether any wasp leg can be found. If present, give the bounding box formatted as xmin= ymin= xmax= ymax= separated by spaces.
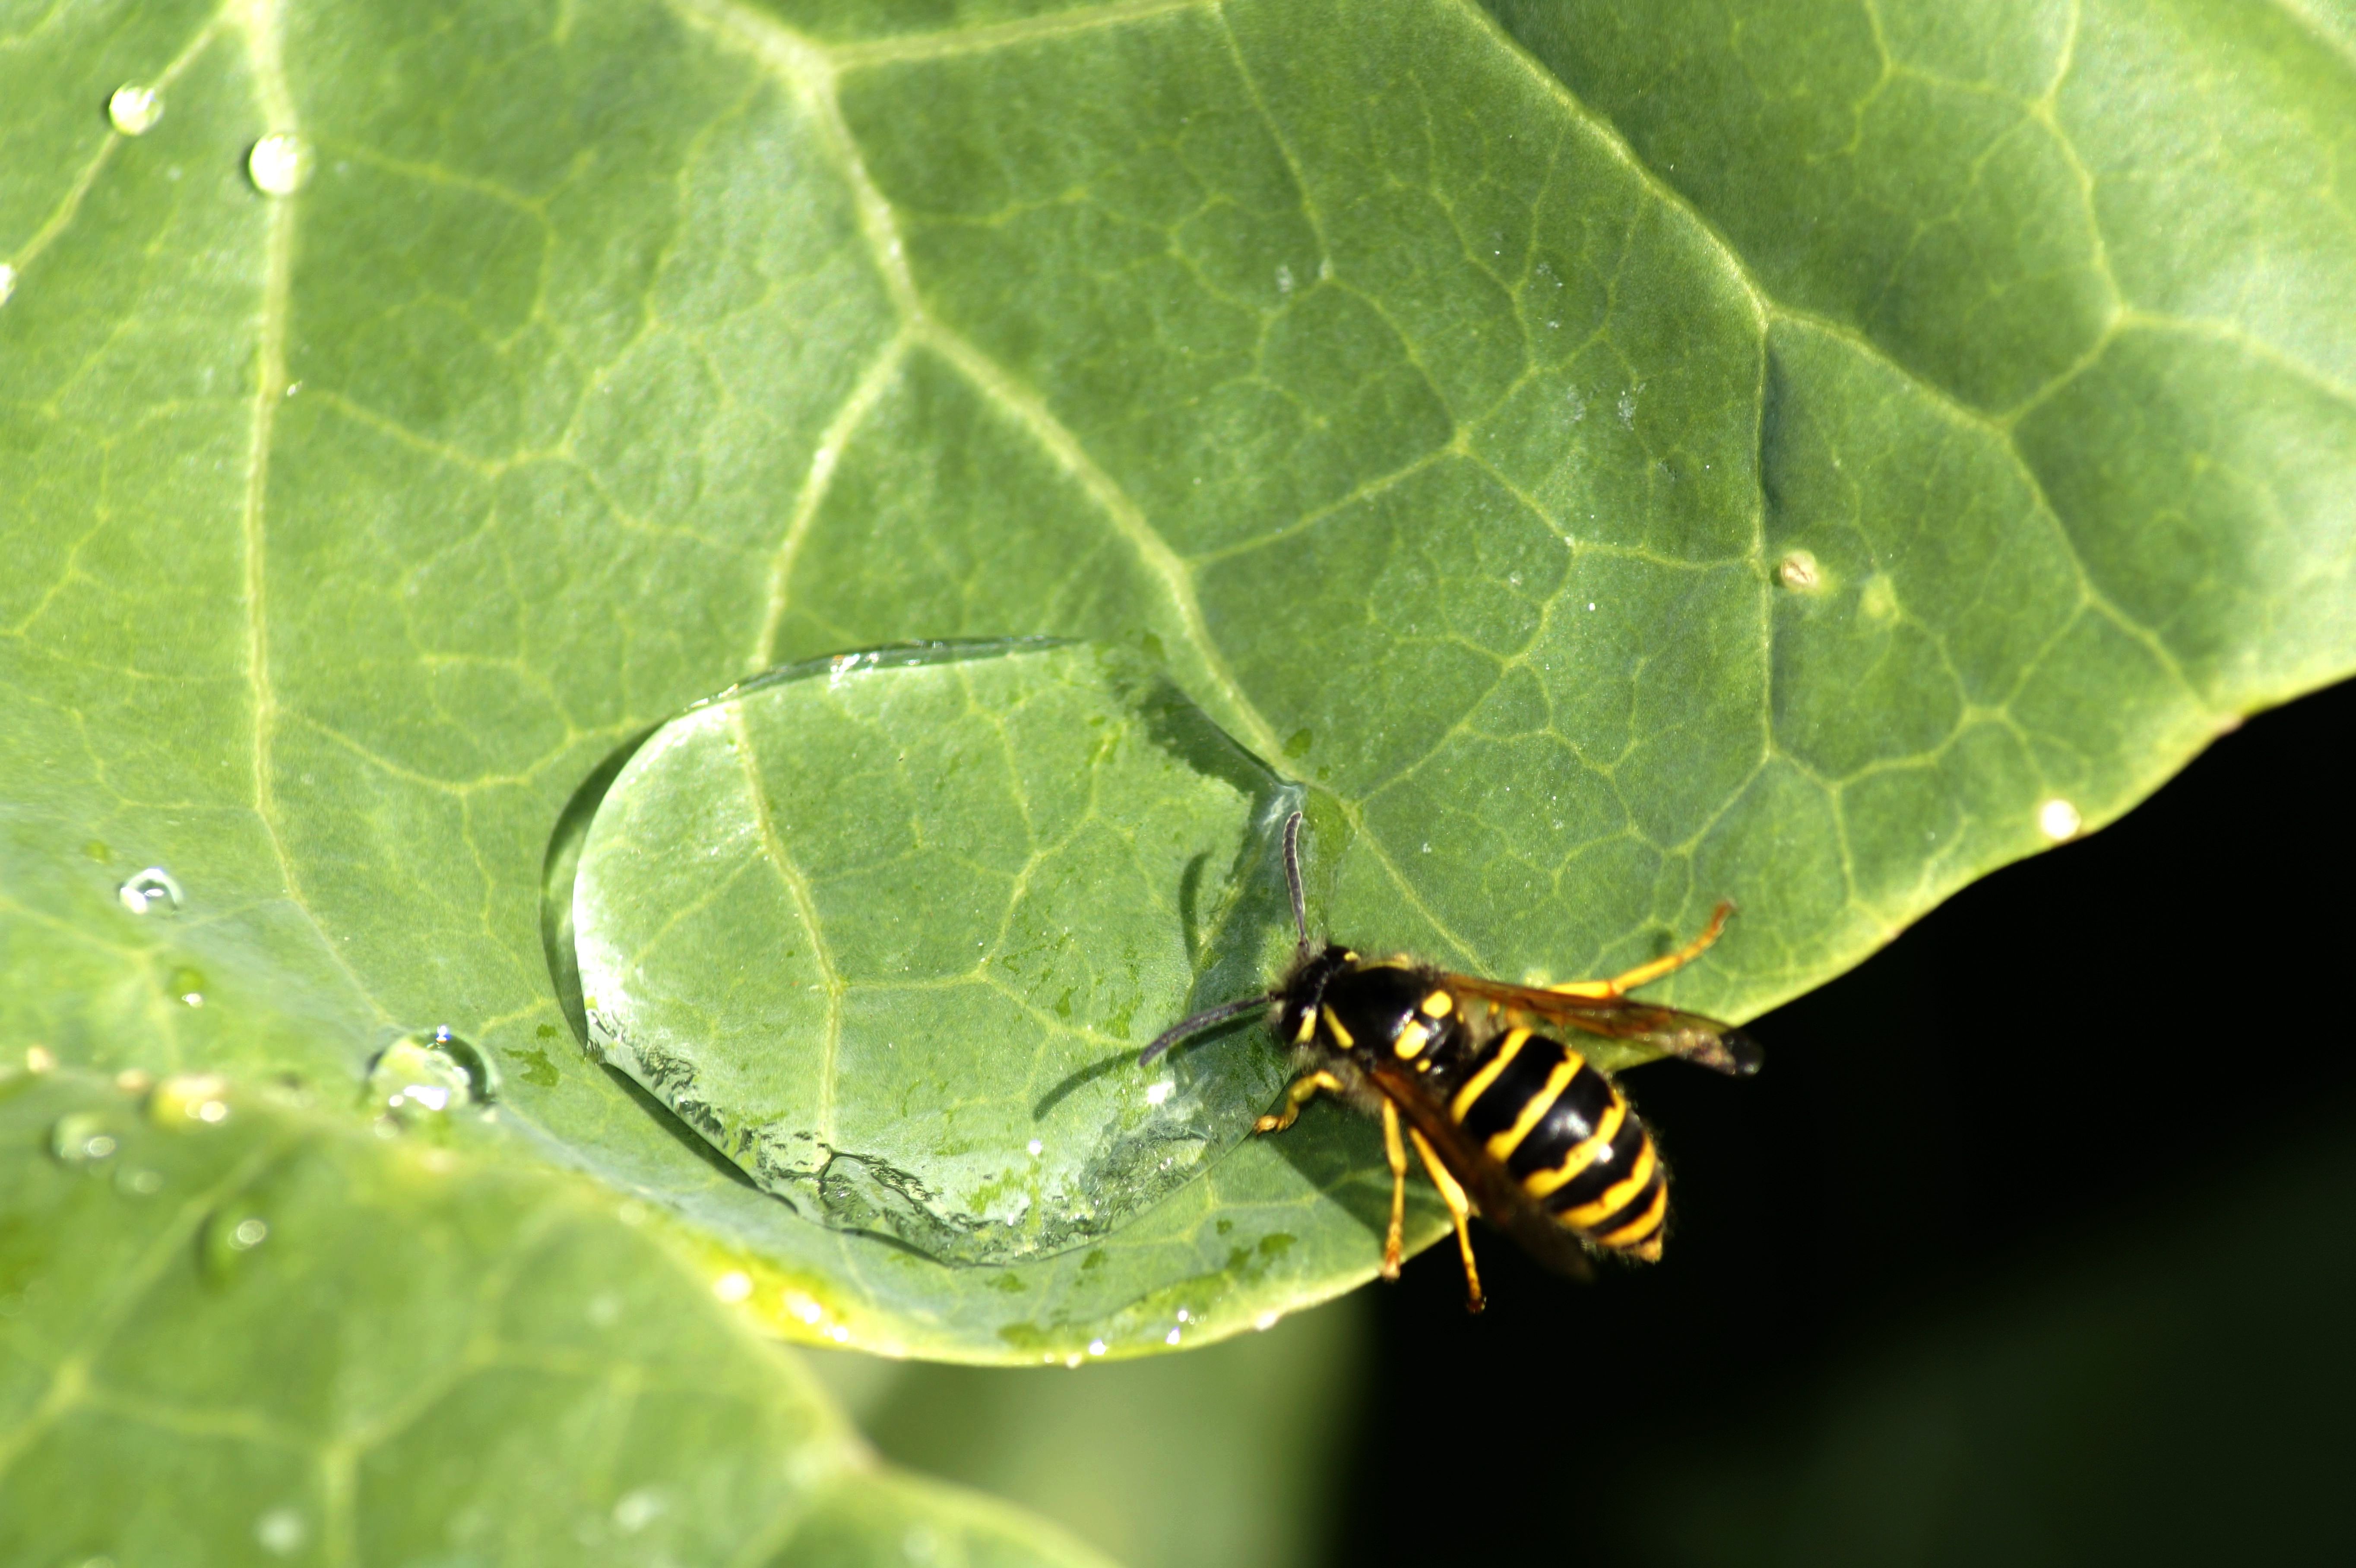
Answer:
xmin=1380 ymin=1099 xmax=1408 ymax=1280
xmin=1407 ymin=1128 xmax=1486 ymax=1313
xmin=1254 ymin=1070 xmax=1345 ymax=1135
xmin=1548 ymin=901 xmax=1734 ymax=999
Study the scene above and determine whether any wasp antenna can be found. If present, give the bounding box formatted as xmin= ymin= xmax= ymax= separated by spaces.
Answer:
xmin=1280 ymin=809 xmax=1308 ymax=950
xmin=1137 ymin=995 xmax=1271 ymax=1066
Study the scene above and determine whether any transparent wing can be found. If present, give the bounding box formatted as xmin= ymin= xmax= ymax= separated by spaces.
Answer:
xmin=1441 ymin=974 xmax=1763 ymax=1076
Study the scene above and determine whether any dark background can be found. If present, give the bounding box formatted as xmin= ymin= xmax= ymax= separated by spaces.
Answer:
xmin=1336 ymin=677 xmax=2356 ymax=1566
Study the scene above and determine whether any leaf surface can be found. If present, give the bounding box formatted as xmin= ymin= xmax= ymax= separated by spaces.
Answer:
xmin=1 ymin=0 xmax=2350 ymax=1358
xmin=0 ymin=1061 xmax=1115 ymax=1566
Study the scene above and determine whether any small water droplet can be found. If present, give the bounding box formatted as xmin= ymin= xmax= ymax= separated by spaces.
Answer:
xmin=247 ymin=133 xmax=309 ymax=196
xmin=255 ymin=1505 xmax=305 ymax=1555
xmin=1165 ymin=1326 xmax=1182 ymax=1345
xmin=167 ymin=963 xmax=206 ymax=1007
xmin=49 ymin=1113 xmax=119 ymax=1166
xmin=117 ymin=867 xmax=184 ymax=915
xmin=116 ymin=1165 xmax=165 ymax=1197
xmin=152 ymin=1074 xmax=230 ymax=1124
xmin=1778 ymin=550 xmax=1821 ymax=591
xmin=1175 ymin=1307 xmax=1190 ymax=1322
xmin=1026 ymin=1138 xmax=1043 ymax=1156
xmin=1087 ymin=1338 xmax=1107 ymax=1356
xmin=108 ymin=84 xmax=163 ymax=135
xmin=2038 ymin=798 xmax=2082 ymax=841
xmin=200 ymin=1202 xmax=271 ymax=1279
xmin=613 ymin=1489 xmax=665 ymax=1533
xmin=711 ymin=1270 xmax=753 ymax=1302
xmin=366 ymin=1027 xmax=495 ymax=1117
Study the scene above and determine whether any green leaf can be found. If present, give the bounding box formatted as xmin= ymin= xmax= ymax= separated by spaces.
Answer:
xmin=0 ymin=1060 xmax=1115 ymax=1568
xmin=4 ymin=0 xmax=2351 ymax=1361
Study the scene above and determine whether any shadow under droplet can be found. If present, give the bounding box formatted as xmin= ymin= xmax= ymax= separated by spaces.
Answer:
xmin=539 ymin=723 xmax=661 ymax=1050
xmin=598 ymin=1061 xmax=762 ymax=1191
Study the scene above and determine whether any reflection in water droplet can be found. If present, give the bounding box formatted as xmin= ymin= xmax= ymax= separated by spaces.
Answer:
xmin=712 ymin=1271 xmax=753 ymax=1302
xmin=0 ymin=264 xmax=16 ymax=307
xmin=118 ymin=866 xmax=183 ymax=915
xmin=366 ymin=1027 xmax=495 ymax=1117
xmin=247 ymin=133 xmax=308 ymax=196
xmin=24 ymin=1045 xmax=56 ymax=1073
xmin=1087 ymin=1339 xmax=1107 ymax=1356
xmin=108 ymin=84 xmax=163 ymax=135
xmin=255 ymin=1506 xmax=306 ymax=1556
xmin=49 ymin=1113 xmax=119 ymax=1166
xmin=230 ymin=1217 xmax=269 ymax=1249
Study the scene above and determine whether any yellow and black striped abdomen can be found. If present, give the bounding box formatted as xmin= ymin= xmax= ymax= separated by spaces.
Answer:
xmin=1446 ymin=1025 xmax=1668 ymax=1259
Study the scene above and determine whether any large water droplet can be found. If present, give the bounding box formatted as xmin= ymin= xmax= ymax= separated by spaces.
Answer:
xmin=366 ymin=1026 xmax=495 ymax=1117
xmin=247 ymin=133 xmax=308 ymax=196
xmin=108 ymin=84 xmax=163 ymax=135
xmin=562 ymin=640 xmax=1302 ymax=1265
xmin=117 ymin=866 xmax=183 ymax=915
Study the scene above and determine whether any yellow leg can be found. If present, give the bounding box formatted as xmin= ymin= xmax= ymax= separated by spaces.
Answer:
xmin=1255 ymin=1070 xmax=1344 ymax=1135
xmin=1380 ymin=1099 xmax=1408 ymax=1280
xmin=1548 ymin=901 xmax=1734 ymax=999
xmin=1409 ymin=1129 xmax=1486 ymax=1314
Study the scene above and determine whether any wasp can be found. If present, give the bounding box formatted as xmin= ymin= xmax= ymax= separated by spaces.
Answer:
xmin=1140 ymin=812 xmax=1759 ymax=1310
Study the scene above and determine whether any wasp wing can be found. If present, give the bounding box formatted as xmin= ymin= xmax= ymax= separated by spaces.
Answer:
xmin=1362 ymin=1058 xmax=1594 ymax=1281
xmin=1441 ymin=974 xmax=1762 ymax=1076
